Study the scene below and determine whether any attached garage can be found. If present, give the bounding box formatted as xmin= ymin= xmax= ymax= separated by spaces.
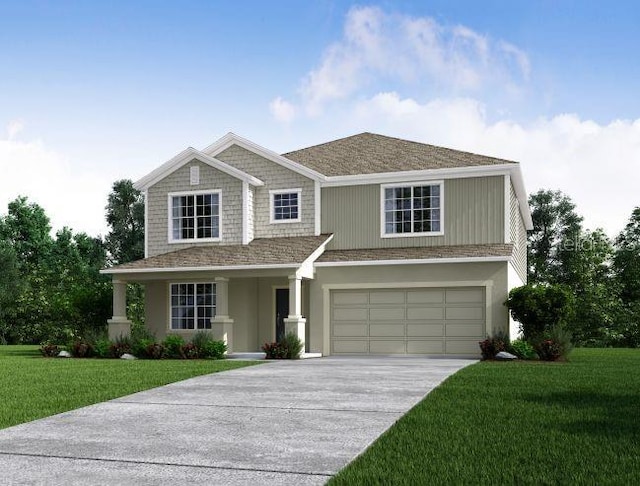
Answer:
xmin=330 ymin=287 xmax=486 ymax=355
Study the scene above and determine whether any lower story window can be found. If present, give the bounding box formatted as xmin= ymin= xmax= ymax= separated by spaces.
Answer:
xmin=170 ymin=283 xmax=216 ymax=330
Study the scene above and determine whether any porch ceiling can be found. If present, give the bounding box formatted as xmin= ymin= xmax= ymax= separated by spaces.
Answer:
xmin=101 ymin=235 xmax=333 ymax=275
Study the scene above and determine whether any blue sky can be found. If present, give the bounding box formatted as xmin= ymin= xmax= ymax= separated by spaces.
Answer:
xmin=1 ymin=1 xmax=639 ymax=237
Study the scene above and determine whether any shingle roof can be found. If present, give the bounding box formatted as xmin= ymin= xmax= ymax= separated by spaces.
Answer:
xmin=282 ymin=132 xmax=517 ymax=177
xmin=104 ymin=235 xmax=333 ymax=273
xmin=316 ymin=244 xmax=514 ymax=263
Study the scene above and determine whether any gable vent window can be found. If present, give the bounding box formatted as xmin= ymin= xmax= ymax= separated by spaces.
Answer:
xmin=190 ymin=166 xmax=200 ymax=185
xmin=270 ymin=189 xmax=302 ymax=223
xmin=382 ymin=182 xmax=443 ymax=237
xmin=170 ymin=191 xmax=220 ymax=241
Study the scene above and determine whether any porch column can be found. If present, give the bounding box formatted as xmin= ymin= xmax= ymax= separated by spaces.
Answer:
xmin=107 ymin=279 xmax=132 ymax=340
xmin=211 ymin=277 xmax=234 ymax=353
xmin=284 ymin=275 xmax=306 ymax=348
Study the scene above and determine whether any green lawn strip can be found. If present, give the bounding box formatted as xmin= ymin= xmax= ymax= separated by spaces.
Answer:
xmin=329 ymin=348 xmax=640 ymax=486
xmin=0 ymin=345 xmax=261 ymax=430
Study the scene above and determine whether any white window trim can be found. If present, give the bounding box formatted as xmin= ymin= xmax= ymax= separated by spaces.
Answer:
xmin=167 ymin=189 xmax=222 ymax=244
xmin=168 ymin=282 xmax=217 ymax=331
xmin=269 ymin=188 xmax=302 ymax=224
xmin=380 ymin=181 xmax=444 ymax=238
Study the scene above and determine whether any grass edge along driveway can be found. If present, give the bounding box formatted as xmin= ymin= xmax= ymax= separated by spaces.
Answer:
xmin=329 ymin=348 xmax=640 ymax=486
xmin=0 ymin=345 xmax=261 ymax=430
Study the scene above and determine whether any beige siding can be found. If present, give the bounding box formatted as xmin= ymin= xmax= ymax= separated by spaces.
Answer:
xmin=216 ymin=145 xmax=316 ymax=238
xmin=309 ymin=261 xmax=509 ymax=355
xmin=509 ymin=182 xmax=528 ymax=282
xmin=321 ymin=176 xmax=504 ymax=249
xmin=147 ymin=160 xmax=243 ymax=257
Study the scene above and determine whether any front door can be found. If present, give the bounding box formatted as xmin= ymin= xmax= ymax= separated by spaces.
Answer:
xmin=275 ymin=288 xmax=290 ymax=342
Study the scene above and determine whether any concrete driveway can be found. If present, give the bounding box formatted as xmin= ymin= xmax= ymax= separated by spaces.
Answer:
xmin=0 ymin=357 xmax=474 ymax=485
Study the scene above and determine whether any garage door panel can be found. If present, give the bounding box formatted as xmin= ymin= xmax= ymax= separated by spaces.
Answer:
xmin=369 ymin=340 xmax=406 ymax=354
xmin=333 ymin=340 xmax=368 ymax=354
xmin=446 ymin=288 xmax=484 ymax=303
xmin=331 ymin=287 xmax=485 ymax=356
xmin=407 ymin=323 xmax=444 ymax=337
xmin=446 ymin=323 xmax=484 ymax=338
xmin=407 ymin=340 xmax=444 ymax=354
xmin=445 ymin=306 xmax=484 ymax=320
xmin=369 ymin=291 xmax=405 ymax=304
xmin=370 ymin=323 xmax=405 ymax=337
xmin=369 ymin=307 xmax=405 ymax=321
xmin=446 ymin=340 xmax=481 ymax=354
xmin=407 ymin=290 xmax=444 ymax=304
xmin=332 ymin=323 xmax=369 ymax=337
xmin=407 ymin=307 xmax=444 ymax=320
xmin=333 ymin=307 xmax=368 ymax=321
xmin=333 ymin=292 xmax=369 ymax=305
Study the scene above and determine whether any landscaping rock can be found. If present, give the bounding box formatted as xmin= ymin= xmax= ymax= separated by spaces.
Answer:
xmin=120 ymin=353 xmax=137 ymax=360
xmin=57 ymin=350 xmax=72 ymax=358
xmin=495 ymin=351 xmax=518 ymax=360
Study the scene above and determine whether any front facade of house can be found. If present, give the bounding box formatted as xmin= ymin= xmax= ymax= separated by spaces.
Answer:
xmin=103 ymin=132 xmax=532 ymax=357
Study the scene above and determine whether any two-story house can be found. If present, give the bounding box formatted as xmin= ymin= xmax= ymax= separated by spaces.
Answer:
xmin=103 ymin=132 xmax=532 ymax=357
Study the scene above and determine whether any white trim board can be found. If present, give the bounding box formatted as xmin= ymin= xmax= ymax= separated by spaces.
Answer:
xmin=315 ymin=256 xmax=510 ymax=267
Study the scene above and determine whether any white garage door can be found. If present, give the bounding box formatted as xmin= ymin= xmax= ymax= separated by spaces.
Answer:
xmin=330 ymin=287 xmax=485 ymax=355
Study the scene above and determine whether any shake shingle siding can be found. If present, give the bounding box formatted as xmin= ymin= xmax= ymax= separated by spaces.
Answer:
xmin=216 ymin=145 xmax=316 ymax=238
xmin=147 ymin=160 xmax=243 ymax=257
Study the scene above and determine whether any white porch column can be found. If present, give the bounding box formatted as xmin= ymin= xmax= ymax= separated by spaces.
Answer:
xmin=284 ymin=275 xmax=306 ymax=347
xmin=211 ymin=277 xmax=234 ymax=353
xmin=107 ymin=279 xmax=132 ymax=340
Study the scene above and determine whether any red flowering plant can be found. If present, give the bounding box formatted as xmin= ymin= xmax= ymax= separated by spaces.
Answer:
xmin=261 ymin=341 xmax=287 ymax=359
xmin=478 ymin=332 xmax=508 ymax=360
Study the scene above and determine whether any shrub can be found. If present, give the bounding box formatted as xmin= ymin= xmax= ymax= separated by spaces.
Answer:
xmin=109 ymin=334 xmax=132 ymax=358
xmin=508 ymin=339 xmax=537 ymax=360
xmin=162 ymin=334 xmax=185 ymax=359
xmin=144 ymin=342 xmax=165 ymax=359
xmin=39 ymin=343 xmax=60 ymax=358
xmin=478 ymin=331 xmax=509 ymax=360
xmin=506 ymin=284 xmax=575 ymax=341
xmin=262 ymin=341 xmax=287 ymax=359
xmin=191 ymin=331 xmax=227 ymax=359
xmin=132 ymin=338 xmax=155 ymax=358
xmin=70 ymin=341 xmax=95 ymax=358
xmin=200 ymin=340 xmax=227 ymax=359
xmin=533 ymin=325 xmax=574 ymax=361
xmin=182 ymin=342 xmax=200 ymax=359
xmin=262 ymin=332 xmax=304 ymax=359
xmin=94 ymin=338 xmax=111 ymax=358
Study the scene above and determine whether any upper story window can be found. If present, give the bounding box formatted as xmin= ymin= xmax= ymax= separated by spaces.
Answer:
xmin=270 ymin=189 xmax=301 ymax=224
xmin=169 ymin=190 xmax=220 ymax=242
xmin=381 ymin=181 xmax=443 ymax=237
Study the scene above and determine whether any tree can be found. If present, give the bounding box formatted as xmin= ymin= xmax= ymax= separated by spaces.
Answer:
xmin=105 ymin=179 xmax=145 ymax=264
xmin=0 ymin=241 xmax=21 ymax=343
xmin=613 ymin=207 xmax=640 ymax=304
xmin=105 ymin=179 xmax=146 ymax=326
xmin=527 ymin=190 xmax=619 ymax=344
xmin=528 ymin=189 xmax=583 ymax=284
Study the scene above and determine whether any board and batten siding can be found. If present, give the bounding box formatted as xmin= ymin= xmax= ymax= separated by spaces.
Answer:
xmin=216 ymin=144 xmax=316 ymax=239
xmin=509 ymin=182 xmax=528 ymax=283
xmin=321 ymin=176 xmax=505 ymax=249
xmin=147 ymin=160 xmax=243 ymax=257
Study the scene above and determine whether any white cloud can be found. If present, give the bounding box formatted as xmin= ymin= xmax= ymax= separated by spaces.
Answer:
xmin=0 ymin=123 xmax=113 ymax=237
xmin=6 ymin=119 xmax=25 ymax=140
xmin=269 ymin=96 xmax=297 ymax=123
xmin=348 ymin=92 xmax=640 ymax=236
xmin=292 ymin=6 xmax=530 ymax=115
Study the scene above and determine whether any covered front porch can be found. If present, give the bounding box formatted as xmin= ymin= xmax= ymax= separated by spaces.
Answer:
xmin=101 ymin=235 xmax=333 ymax=355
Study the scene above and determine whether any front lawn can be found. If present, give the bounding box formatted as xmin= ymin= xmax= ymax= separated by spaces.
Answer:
xmin=0 ymin=345 xmax=260 ymax=430
xmin=330 ymin=348 xmax=640 ymax=485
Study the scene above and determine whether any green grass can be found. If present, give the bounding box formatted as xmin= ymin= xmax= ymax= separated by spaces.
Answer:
xmin=330 ymin=348 xmax=640 ymax=486
xmin=0 ymin=345 xmax=260 ymax=429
